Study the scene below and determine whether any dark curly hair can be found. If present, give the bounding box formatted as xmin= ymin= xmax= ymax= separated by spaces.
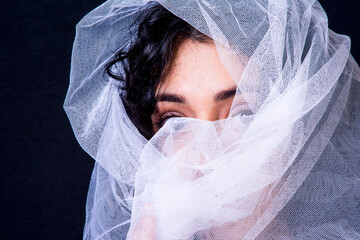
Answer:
xmin=106 ymin=2 xmax=210 ymax=139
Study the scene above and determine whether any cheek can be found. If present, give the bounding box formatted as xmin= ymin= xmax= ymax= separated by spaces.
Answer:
xmin=150 ymin=113 xmax=158 ymax=133
xmin=217 ymin=100 xmax=234 ymax=119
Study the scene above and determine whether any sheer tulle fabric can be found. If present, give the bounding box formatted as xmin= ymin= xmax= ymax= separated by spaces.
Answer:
xmin=64 ymin=0 xmax=360 ymax=239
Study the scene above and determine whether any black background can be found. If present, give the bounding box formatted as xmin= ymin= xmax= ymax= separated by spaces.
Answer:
xmin=1 ymin=1 xmax=359 ymax=239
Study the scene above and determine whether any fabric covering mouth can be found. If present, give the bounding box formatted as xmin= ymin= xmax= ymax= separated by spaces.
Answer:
xmin=64 ymin=0 xmax=360 ymax=239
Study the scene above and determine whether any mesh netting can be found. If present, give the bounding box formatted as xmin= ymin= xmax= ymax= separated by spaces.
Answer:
xmin=64 ymin=0 xmax=360 ymax=239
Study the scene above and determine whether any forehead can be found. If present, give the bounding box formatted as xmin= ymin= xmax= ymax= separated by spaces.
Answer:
xmin=159 ymin=40 xmax=237 ymax=94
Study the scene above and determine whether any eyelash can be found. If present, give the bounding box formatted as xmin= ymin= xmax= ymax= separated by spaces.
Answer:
xmin=153 ymin=107 xmax=253 ymax=129
xmin=231 ymin=106 xmax=253 ymax=117
xmin=153 ymin=112 xmax=184 ymax=128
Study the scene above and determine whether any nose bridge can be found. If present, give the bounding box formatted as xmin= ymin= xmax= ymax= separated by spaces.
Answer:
xmin=195 ymin=107 xmax=220 ymax=122
xmin=192 ymin=108 xmax=227 ymax=139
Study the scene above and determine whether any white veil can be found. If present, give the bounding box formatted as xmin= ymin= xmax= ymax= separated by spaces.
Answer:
xmin=64 ymin=0 xmax=360 ymax=239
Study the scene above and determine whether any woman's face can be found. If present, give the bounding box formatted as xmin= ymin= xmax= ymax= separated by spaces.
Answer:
xmin=151 ymin=40 xmax=250 ymax=132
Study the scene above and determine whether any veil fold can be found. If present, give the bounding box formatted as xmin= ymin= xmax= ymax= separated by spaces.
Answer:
xmin=64 ymin=0 xmax=360 ymax=239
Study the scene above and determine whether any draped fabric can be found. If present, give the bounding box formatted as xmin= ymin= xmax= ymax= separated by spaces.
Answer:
xmin=64 ymin=0 xmax=360 ymax=239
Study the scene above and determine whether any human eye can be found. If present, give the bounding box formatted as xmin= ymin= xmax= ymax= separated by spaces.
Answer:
xmin=152 ymin=111 xmax=184 ymax=129
xmin=230 ymin=104 xmax=254 ymax=117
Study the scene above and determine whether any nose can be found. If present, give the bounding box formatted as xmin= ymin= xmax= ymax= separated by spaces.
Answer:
xmin=195 ymin=112 xmax=218 ymax=122
xmin=194 ymin=108 xmax=226 ymax=122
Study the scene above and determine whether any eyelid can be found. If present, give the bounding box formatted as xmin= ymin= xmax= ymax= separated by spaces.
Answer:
xmin=153 ymin=111 xmax=185 ymax=129
xmin=230 ymin=103 xmax=254 ymax=117
xmin=161 ymin=111 xmax=184 ymax=119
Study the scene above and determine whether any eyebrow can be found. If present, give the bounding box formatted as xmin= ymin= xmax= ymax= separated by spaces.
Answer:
xmin=155 ymin=86 xmax=238 ymax=104
xmin=214 ymin=87 xmax=237 ymax=102
xmin=156 ymin=93 xmax=186 ymax=103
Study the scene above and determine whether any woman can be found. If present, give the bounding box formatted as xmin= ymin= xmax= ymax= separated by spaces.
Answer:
xmin=64 ymin=0 xmax=360 ymax=239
